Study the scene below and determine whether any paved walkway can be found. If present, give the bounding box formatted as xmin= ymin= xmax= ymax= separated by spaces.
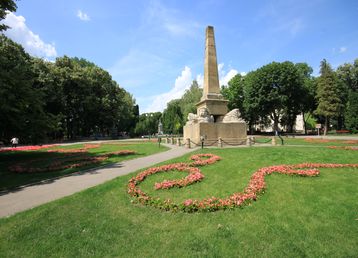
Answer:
xmin=0 ymin=144 xmax=197 ymax=218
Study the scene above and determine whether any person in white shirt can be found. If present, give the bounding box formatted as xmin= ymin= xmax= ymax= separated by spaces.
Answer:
xmin=10 ymin=137 xmax=19 ymax=148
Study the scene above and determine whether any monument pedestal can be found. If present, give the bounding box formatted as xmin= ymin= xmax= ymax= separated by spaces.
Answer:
xmin=196 ymin=99 xmax=228 ymax=117
xmin=184 ymin=122 xmax=247 ymax=146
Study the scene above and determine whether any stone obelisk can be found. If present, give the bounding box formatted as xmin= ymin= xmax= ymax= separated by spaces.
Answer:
xmin=196 ymin=26 xmax=228 ymax=118
xmin=183 ymin=26 xmax=247 ymax=147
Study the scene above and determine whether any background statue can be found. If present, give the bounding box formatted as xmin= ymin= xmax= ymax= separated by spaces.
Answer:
xmin=158 ymin=119 xmax=163 ymax=135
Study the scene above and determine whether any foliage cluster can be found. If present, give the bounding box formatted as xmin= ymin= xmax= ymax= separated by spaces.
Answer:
xmin=223 ymin=59 xmax=358 ymax=134
xmin=0 ymin=35 xmax=138 ymax=143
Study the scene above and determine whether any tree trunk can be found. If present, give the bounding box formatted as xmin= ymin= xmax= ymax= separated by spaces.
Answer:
xmin=273 ymin=114 xmax=279 ymax=133
xmin=324 ymin=116 xmax=328 ymax=135
xmin=302 ymin=112 xmax=307 ymax=135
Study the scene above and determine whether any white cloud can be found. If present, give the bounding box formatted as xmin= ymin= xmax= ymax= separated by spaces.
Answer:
xmin=332 ymin=46 xmax=348 ymax=54
xmin=339 ymin=46 xmax=347 ymax=53
xmin=142 ymin=64 xmax=244 ymax=113
xmin=77 ymin=10 xmax=90 ymax=21
xmin=3 ymin=12 xmax=57 ymax=58
xmin=221 ymin=69 xmax=239 ymax=86
xmin=218 ymin=63 xmax=239 ymax=86
xmin=196 ymin=74 xmax=204 ymax=87
xmin=196 ymin=64 xmax=241 ymax=88
xmin=144 ymin=66 xmax=193 ymax=112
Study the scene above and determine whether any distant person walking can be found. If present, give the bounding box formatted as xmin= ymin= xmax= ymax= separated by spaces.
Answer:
xmin=10 ymin=137 xmax=19 ymax=148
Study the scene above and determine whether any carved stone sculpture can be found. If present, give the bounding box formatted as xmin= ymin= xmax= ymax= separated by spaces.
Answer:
xmin=186 ymin=113 xmax=198 ymax=125
xmin=187 ymin=107 xmax=214 ymax=125
xmin=222 ymin=109 xmax=245 ymax=123
xmin=197 ymin=107 xmax=214 ymax=123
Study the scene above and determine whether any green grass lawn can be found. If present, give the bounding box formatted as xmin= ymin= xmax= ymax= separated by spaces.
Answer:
xmin=0 ymin=146 xmax=357 ymax=257
xmin=0 ymin=141 xmax=168 ymax=192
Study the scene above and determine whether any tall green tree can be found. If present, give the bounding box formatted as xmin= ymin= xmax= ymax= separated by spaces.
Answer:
xmin=134 ymin=112 xmax=162 ymax=136
xmin=337 ymin=59 xmax=358 ymax=131
xmin=162 ymin=99 xmax=183 ymax=134
xmin=344 ymin=91 xmax=358 ymax=132
xmin=337 ymin=59 xmax=358 ymax=92
xmin=0 ymin=35 xmax=51 ymax=143
xmin=159 ymin=80 xmax=202 ymax=134
xmin=0 ymin=35 xmax=138 ymax=143
xmin=0 ymin=0 xmax=16 ymax=31
xmin=222 ymin=72 xmax=262 ymax=133
xmin=221 ymin=73 xmax=245 ymax=111
xmin=315 ymin=59 xmax=345 ymax=135
xmin=243 ymin=61 xmax=305 ymax=132
xmin=180 ymin=80 xmax=202 ymax=120
xmin=52 ymin=56 xmax=137 ymax=139
xmin=295 ymin=63 xmax=317 ymax=134
xmin=32 ymin=57 xmax=65 ymax=140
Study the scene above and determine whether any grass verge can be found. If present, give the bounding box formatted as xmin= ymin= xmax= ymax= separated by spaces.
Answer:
xmin=0 ymin=146 xmax=357 ymax=257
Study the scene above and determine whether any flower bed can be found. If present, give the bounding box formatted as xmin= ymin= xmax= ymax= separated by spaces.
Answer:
xmin=47 ymin=143 xmax=101 ymax=153
xmin=189 ymin=153 xmax=221 ymax=166
xmin=0 ymin=145 xmax=57 ymax=153
xmin=343 ymin=140 xmax=358 ymax=144
xmin=8 ymin=156 xmax=108 ymax=173
xmin=128 ymin=154 xmax=358 ymax=212
xmin=154 ymin=166 xmax=203 ymax=190
xmin=304 ymin=138 xmax=358 ymax=144
xmin=328 ymin=146 xmax=358 ymax=150
xmin=304 ymin=138 xmax=331 ymax=143
xmin=103 ymin=150 xmax=137 ymax=157
xmin=8 ymin=149 xmax=137 ymax=173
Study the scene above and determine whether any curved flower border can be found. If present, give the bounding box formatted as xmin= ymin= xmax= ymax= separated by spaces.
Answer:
xmin=154 ymin=166 xmax=203 ymax=190
xmin=127 ymin=154 xmax=358 ymax=212
xmin=128 ymin=154 xmax=220 ymax=193
xmin=190 ymin=153 xmax=221 ymax=166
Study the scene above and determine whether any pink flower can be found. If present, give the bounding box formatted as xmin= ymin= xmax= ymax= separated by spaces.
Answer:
xmin=183 ymin=199 xmax=193 ymax=206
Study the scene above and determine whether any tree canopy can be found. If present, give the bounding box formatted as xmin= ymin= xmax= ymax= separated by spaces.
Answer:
xmin=315 ymin=59 xmax=346 ymax=135
xmin=0 ymin=35 xmax=138 ymax=143
xmin=222 ymin=61 xmax=307 ymax=133
xmin=0 ymin=0 xmax=17 ymax=32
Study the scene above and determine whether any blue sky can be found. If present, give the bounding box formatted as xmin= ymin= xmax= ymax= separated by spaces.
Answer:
xmin=3 ymin=0 xmax=358 ymax=113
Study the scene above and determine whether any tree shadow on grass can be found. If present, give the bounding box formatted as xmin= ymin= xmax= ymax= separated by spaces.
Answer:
xmin=0 ymin=150 xmax=130 ymax=195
